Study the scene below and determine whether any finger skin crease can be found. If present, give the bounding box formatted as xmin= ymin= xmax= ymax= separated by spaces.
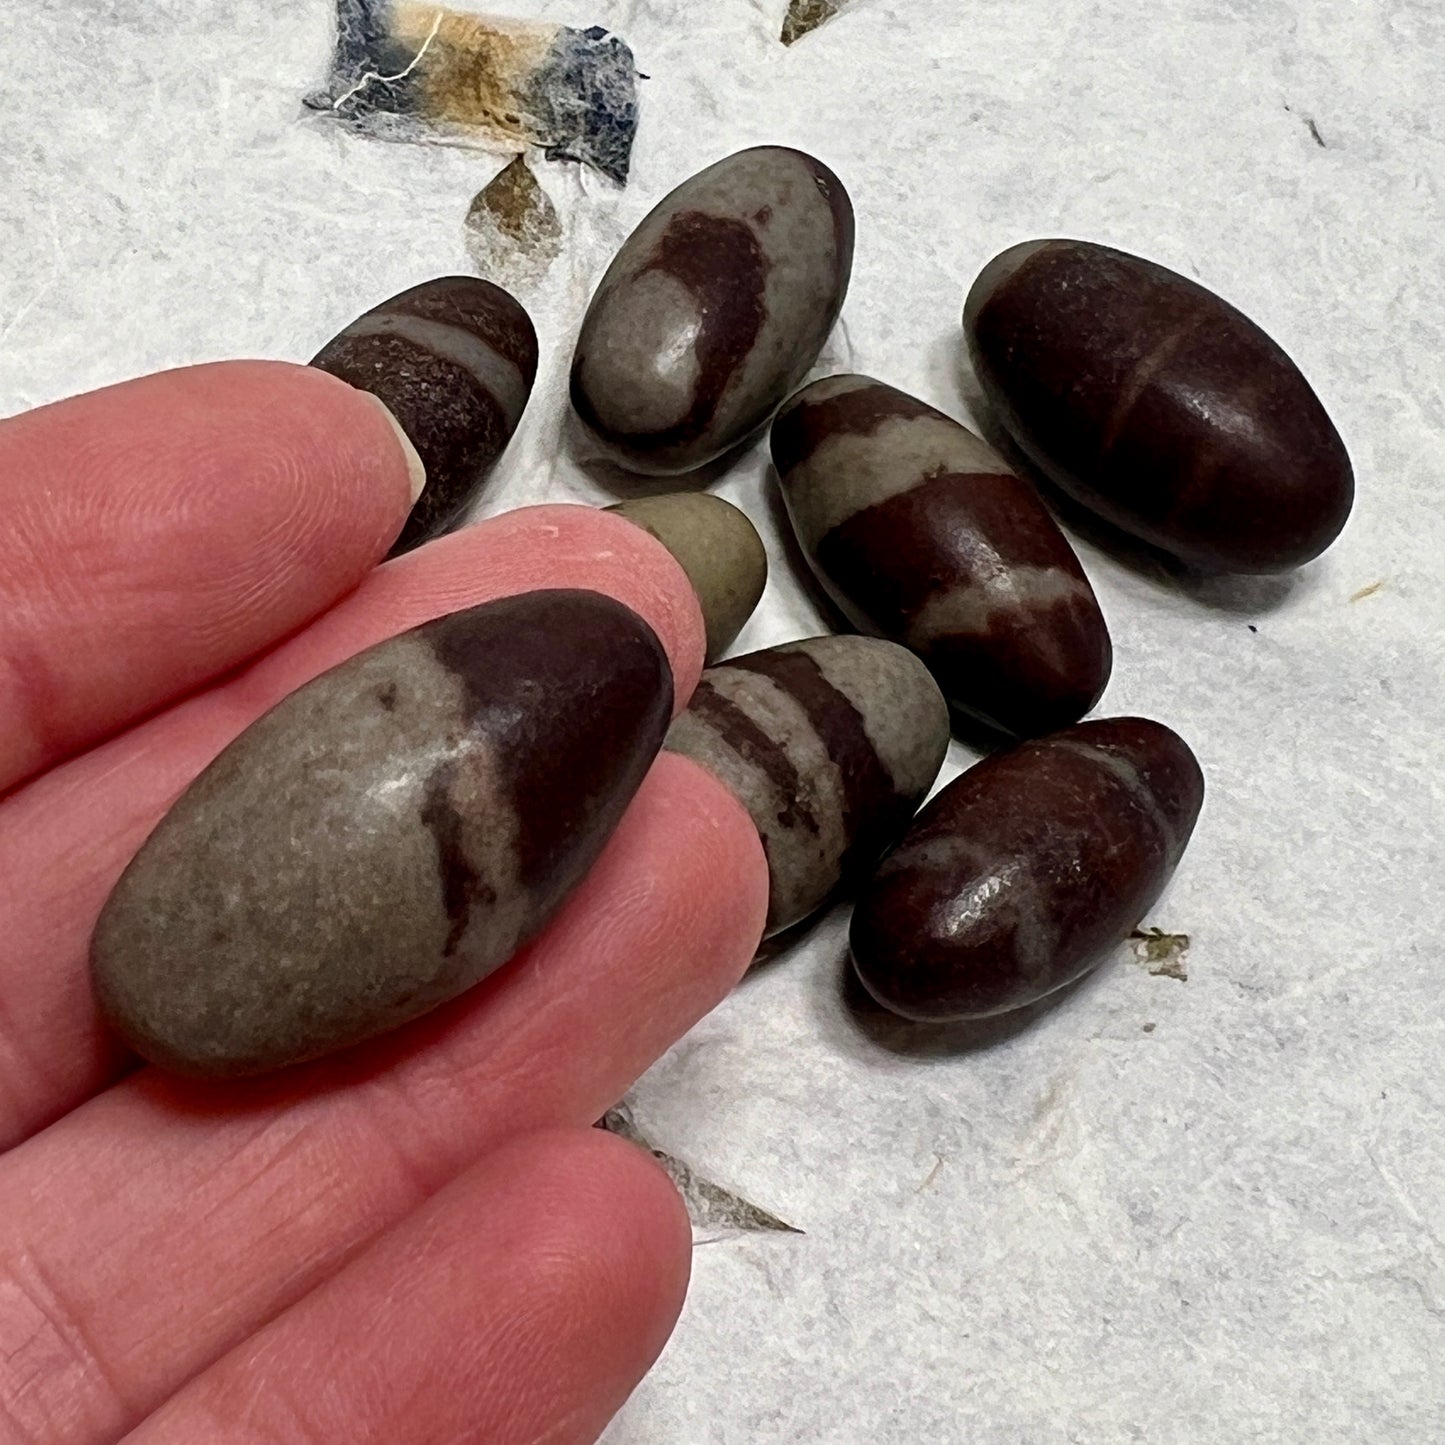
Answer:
xmin=182 ymin=507 xmax=353 ymax=658
xmin=360 ymin=1068 xmax=473 ymax=1204
xmin=527 ymin=1404 xmax=595 ymax=1445
xmin=187 ymin=1368 xmax=339 ymax=1445
xmin=0 ymin=947 xmax=91 ymax=1142
xmin=0 ymin=644 xmax=65 ymax=794
xmin=0 ymin=1032 xmax=51 ymax=1156
xmin=111 ymin=1090 xmax=451 ymax=1375
xmin=187 ymin=1114 xmax=336 ymax=1232
xmin=0 ymin=1245 xmax=129 ymax=1444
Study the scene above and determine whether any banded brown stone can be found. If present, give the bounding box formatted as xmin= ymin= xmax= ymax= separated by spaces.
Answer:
xmin=665 ymin=635 xmax=949 ymax=935
xmin=571 ymin=146 xmax=854 ymax=477
xmin=312 ymin=276 xmax=538 ymax=556
xmin=91 ymin=591 xmax=671 ymax=1077
xmin=772 ymin=373 xmax=1112 ymax=738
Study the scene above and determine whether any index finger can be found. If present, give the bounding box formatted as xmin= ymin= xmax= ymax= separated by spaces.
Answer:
xmin=0 ymin=360 xmax=425 ymax=793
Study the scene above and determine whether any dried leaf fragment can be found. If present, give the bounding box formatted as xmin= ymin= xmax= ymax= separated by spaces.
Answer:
xmin=465 ymin=154 xmax=562 ymax=285
xmin=781 ymin=0 xmax=843 ymax=46
xmin=1130 ymin=927 xmax=1190 ymax=981
xmin=598 ymin=1106 xmax=803 ymax=1236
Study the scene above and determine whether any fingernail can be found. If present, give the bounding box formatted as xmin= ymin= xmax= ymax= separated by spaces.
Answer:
xmin=360 ymin=391 xmax=427 ymax=504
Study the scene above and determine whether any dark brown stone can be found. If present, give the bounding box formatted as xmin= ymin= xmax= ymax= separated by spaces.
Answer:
xmin=850 ymin=717 xmax=1204 ymax=1020
xmin=964 ymin=240 xmax=1353 ymax=573
xmin=772 ymin=374 xmax=1112 ymax=737
xmin=90 ymin=590 xmax=671 ymax=1078
xmin=570 ymin=146 xmax=854 ymax=476
xmin=311 ymin=276 xmax=538 ymax=556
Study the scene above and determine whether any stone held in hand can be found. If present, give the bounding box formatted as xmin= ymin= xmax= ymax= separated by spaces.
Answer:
xmin=311 ymin=276 xmax=539 ymax=557
xmin=606 ymin=493 xmax=768 ymax=661
xmin=90 ymin=590 xmax=673 ymax=1079
xmin=772 ymin=373 xmax=1112 ymax=737
xmin=964 ymin=239 xmax=1353 ymax=574
xmin=665 ymin=636 xmax=950 ymax=936
xmin=850 ymin=716 xmax=1204 ymax=1021
xmin=571 ymin=145 xmax=854 ymax=477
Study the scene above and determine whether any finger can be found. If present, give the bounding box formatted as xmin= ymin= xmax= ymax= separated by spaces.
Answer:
xmin=0 ymin=360 xmax=426 ymax=793
xmin=0 ymin=757 xmax=763 ymax=1440
xmin=0 ymin=504 xmax=706 ymax=1149
xmin=128 ymin=1129 xmax=690 ymax=1445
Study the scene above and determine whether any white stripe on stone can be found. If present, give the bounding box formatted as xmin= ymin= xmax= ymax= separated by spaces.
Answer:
xmin=790 ymin=636 xmax=946 ymax=801
xmin=890 ymin=834 xmax=1060 ymax=989
xmin=785 ymin=412 xmax=1010 ymax=542
xmin=668 ymin=668 xmax=849 ymax=927
xmin=909 ymin=565 xmax=1093 ymax=646
xmin=1053 ymin=740 xmax=1175 ymax=853
xmin=442 ymin=721 xmax=532 ymax=973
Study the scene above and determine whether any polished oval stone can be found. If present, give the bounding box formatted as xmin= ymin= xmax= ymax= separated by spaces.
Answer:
xmin=665 ymin=636 xmax=949 ymax=935
xmin=964 ymin=239 xmax=1353 ymax=574
xmin=571 ymin=145 xmax=854 ymax=476
xmin=606 ymin=494 xmax=767 ymax=661
xmin=851 ymin=717 xmax=1203 ymax=1020
xmin=772 ymin=373 xmax=1112 ymax=737
xmin=91 ymin=590 xmax=672 ymax=1078
xmin=312 ymin=276 xmax=538 ymax=556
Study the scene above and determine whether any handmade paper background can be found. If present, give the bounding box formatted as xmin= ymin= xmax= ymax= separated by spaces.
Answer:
xmin=3 ymin=0 xmax=1443 ymax=1438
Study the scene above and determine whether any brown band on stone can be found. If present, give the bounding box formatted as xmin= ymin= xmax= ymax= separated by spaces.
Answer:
xmin=729 ymin=648 xmax=900 ymax=871
xmin=579 ymin=210 xmax=773 ymax=454
xmin=687 ymin=680 xmax=822 ymax=838
xmin=425 ymin=590 xmax=673 ymax=898
xmin=419 ymin=758 xmax=500 ymax=959
xmin=772 ymin=380 xmax=940 ymax=477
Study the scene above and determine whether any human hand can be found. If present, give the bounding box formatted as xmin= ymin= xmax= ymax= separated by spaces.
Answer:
xmin=0 ymin=361 xmax=768 ymax=1443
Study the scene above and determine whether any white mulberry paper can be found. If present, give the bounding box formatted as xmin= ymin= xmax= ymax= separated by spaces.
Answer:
xmin=2 ymin=0 xmax=1443 ymax=1438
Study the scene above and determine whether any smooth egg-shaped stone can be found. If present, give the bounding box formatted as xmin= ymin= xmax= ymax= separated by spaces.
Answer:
xmin=851 ymin=717 xmax=1203 ymax=1021
xmin=772 ymin=374 xmax=1112 ymax=737
xmin=665 ymin=636 xmax=949 ymax=935
xmin=605 ymin=494 xmax=767 ymax=661
xmin=311 ymin=276 xmax=539 ymax=556
xmin=91 ymin=590 xmax=672 ymax=1078
xmin=965 ymin=240 xmax=1354 ymax=573
xmin=571 ymin=145 xmax=854 ymax=476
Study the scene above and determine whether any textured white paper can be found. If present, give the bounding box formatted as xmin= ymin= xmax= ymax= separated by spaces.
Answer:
xmin=3 ymin=0 xmax=1443 ymax=1439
